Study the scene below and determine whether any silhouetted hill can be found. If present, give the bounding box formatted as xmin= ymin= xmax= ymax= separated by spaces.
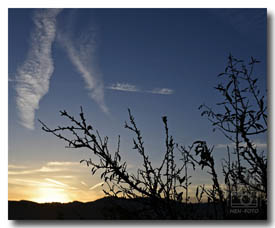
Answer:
xmin=9 ymin=197 xmax=157 ymax=220
xmin=8 ymin=197 xmax=266 ymax=220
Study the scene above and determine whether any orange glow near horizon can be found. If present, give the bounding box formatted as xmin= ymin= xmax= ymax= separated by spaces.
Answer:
xmin=9 ymin=182 xmax=104 ymax=203
xmin=30 ymin=188 xmax=71 ymax=203
xmin=8 ymin=161 xmax=210 ymax=203
xmin=8 ymin=161 xmax=106 ymax=203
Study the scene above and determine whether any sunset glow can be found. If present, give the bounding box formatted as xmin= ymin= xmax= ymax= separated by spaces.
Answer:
xmin=31 ymin=188 xmax=71 ymax=203
xmin=8 ymin=161 xmax=106 ymax=203
xmin=9 ymin=9 xmax=267 ymax=216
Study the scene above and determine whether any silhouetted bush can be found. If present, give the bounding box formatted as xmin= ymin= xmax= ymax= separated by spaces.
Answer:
xmin=39 ymin=54 xmax=267 ymax=219
xmin=199 ymin=54 xmax=267 ymax=196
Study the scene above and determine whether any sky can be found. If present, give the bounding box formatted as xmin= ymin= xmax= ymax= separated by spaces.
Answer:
xmin=8 ymin=8 xmax=267 ymax=203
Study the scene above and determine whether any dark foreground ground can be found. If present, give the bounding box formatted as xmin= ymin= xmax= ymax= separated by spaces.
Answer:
xmin=9 ymin=197 xmax=267 ymax=220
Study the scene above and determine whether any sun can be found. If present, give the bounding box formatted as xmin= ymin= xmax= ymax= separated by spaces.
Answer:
xmin=31 ymin=187 xmax=71 ymax=203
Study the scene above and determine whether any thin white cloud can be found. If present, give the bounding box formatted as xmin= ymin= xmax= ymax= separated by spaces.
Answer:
xmin=8 ymin=161 xmax=80 ymax=175
xmin=8 ymin=162 xmax=75 ymax=175
xmin=8 ymin=178 xmax=61 ymax=189
xmin=58 ymin=27 xmax=108 ymax=114
xmin=8 ymin=178 xmax=68 ymax=190
xmin=38 ymin=166 xmax=63 ymax=173
xmin=148 ymin=88 xmax=174 ymax=95
xmin=216 ymin=142 xmax=267 ymax=149
xmin=8 ymin=166 xmax=62 ymax=175
xmin=46 ymin=161 xmax=79 ymax=166
xmin=89 ymin=182 xmax=104 ymax=190
xmin=107 ymin=83 xmax=139 ymax=92
xmin=81 ymin=181 xmax=88 ymax=187
xmin=15 ymin=9 xmax=62 ymax=129
xmin=216 ymin=143 xmax=232 ymax=149
xmin=53 ymin=175 xmax=74 ymax=179
xmin=45 ymin=178 xmax=68 ymax=187
xmin=107 ymin=82 xmax=174 ymax=95
xmin=254 ymin=142 xmax=268 ymax=149
xmin=9 ymin=177 xmax=78 ymax=190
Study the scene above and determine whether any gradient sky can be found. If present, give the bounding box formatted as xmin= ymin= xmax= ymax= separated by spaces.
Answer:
xmin=8 ymin=8 xmax=267 ymax=203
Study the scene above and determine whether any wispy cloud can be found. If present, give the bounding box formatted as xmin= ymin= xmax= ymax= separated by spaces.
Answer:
xmin=89 ymin=182 xmax=104 ymax=190
xmin=107 ymin=82 xmax=174 ymax=95
xmin=8 ymin=161 xmax=79 ymax=175
xmin=45 ymin=178 xmax=78 ymax=190
xmin=8 ymin=166 xmax=62 ymax=175
xmin=216 ymin=142 xmax=267 ymax=149
xmin=9 ymin=178 xmax=42 ymax=186
xmin=46 ymin=161 xmax=79 ymax=166
xmin=147 ymin=88 xmax=174 ymax=95
xmin=9 ymin=177 xmax=77 ymax=191
xmin=15 ymin=9 xmax=62 ymax=129
xmin=107 ymin=83 xmax=139 ymax=92
xmin=58 ymin=25 xmax=108 ymax=114
xmin=81 ymin=181 xmax=88 ymax=187
xmin=38 ymin=166 xmax=63 ymax=173
xmin=45 ymin=178 xmax=68 ymax=187
xmin=53 ymin=175 xmax=74 ymax=179
xmin=9 ymin=178 xmax=65 ymax=189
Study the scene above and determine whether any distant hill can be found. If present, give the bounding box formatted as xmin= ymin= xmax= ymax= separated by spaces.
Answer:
xmin=8 ymin=197 xmax=266 ymax=220
xmin=9 ymin=197 xmax=158 ymax=220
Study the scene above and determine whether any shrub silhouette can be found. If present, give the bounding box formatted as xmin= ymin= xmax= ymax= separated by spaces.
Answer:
xmin=199 ymin=54 xmax=267 ymax=198
xmin=39 ymin=108 xmax=194 ymax=218
xmin=39 ymin=54 xmax=267 ymax=219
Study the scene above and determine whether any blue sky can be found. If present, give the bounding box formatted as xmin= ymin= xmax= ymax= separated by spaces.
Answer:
xmin=8 ymin=8 xmax=267 ymax=202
